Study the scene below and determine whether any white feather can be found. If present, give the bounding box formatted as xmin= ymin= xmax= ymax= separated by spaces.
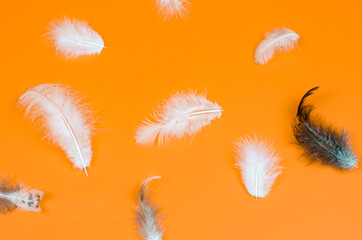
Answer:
xmin=254 ymin=27 xmax=299 ymax=65
xmin=46 ymin=17 xmax=105 ymax=59
xmin=136 ymin=176 xmax=163 ymax=240
xmin=18 ymin=84 xmax=95 ymax=176
xmin=135 ymin=91 xmax=222 ymax=146
xmin=0 ymin=188 xmax=44 ymax=212
xmin=156 ymin=0 xmax=189 ymax=19
xmin=235 ymin=137 xmax=282 ymax=198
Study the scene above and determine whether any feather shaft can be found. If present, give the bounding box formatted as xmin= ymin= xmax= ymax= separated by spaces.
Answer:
xmin=183 ymin=109 xmax=223 ymax=117
xmin=76 ymin=39 xmax=106 ymax=48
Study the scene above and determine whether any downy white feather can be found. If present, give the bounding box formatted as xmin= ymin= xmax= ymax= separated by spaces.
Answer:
xmin=0 ymin=178 xmax=43 ymax=214
xmin=135 ymin=91 xmax=222 ymax=146
xmin=235 ymin=137 xmax=282 ymax=198
xmin=18 ymin=84 xmax=95 ymax=176
xmin=47 ymin=17 xmax=105 ymax=59
xmin=156 ymin=0 xmax=189 ymax=19
xmin=254 ymin=27 xmax=299 ymax=65
xmin=136 ymin=176 xmax=163 ymax=240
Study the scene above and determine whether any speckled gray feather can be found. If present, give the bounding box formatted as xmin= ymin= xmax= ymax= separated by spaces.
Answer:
xmin=0 ymin=177 xmax=43 ymax=214
xmin=293 ymin=87 xmax=358 ymax=170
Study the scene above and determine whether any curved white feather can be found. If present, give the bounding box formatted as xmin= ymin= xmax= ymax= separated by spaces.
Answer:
xmin=156 ymin=0 xmax=189 ymax=19
xmin=18 ymin=84 xmax=94 ymax=175
xmin=235 ymin=137 xmax=282 ymax=198
xmin=136 ymin=176 xmax=163 ymax=240
xmin=47 ymin=17 xmax=105 ymax=59
xmin=254 ymin=27 xmax=299 ymax=65
xmin=135 ymin=91 xmax=222 ymax=146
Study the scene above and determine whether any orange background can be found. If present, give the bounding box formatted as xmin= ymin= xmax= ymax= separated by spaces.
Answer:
xmin=0 ymin=0 xmax=361 ymax=239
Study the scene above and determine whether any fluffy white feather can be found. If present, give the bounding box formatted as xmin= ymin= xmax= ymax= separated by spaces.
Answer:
xmin=156 ymin=0 xmax=189 ymax=19
xmin=254 ymin=27 xmax=299 ymax=65
xmin=47 ymin=17 xmax=105 ymax=59
xmin=136 ymin=176 xmax=163 ymax=240
xmin=18 ymin=84 xmax=95 ymax=176
xmin=235 ymin=137 xmax=282 ymax=198
xmin=135 ymin=91 xmax=222 ymax=146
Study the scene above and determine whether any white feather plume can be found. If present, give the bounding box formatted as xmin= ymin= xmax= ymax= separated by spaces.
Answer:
xmin=156 ymin=0 xmax=189 ymax=19
xmin=135 ymin=91 xmax=223 ymax=146
xmin=136 ymin=176 xmax=163 ymax=240
xmin=254 ymin=27 xmax=299 ymax=65
xmin=235 ymin=137 xmax=282 ymax=198
xmin=46 ymin=17 xmax=105 ymax=59
xmin=18 ymin=84 xmax=95 ymax=176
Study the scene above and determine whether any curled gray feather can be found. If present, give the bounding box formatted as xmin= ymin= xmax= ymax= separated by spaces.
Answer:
xmin=293 ymin=87 xmax=358 ymax=170
xmin=135 ymin=176 xmax=163 ymax=240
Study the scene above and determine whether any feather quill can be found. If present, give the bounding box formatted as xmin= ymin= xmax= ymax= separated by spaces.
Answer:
xmin=156 ymin=0 xmax=189 ymax=19
xmin=254 ymin=27 xmax=299 ymax=65
xmin=293 ymin=87 xmax=358 ymax=170
xmin=0 ymin=177 xmax=43 ymax=215
xmin=135 ymin=91 xmax=223 ymax=146
xmin=46 ymin=17 xmax=105 ymax=59
xmin=235 ymin=137 xmax=282 ymax=199
xmin=18 ymin=84 xmax=95 ymax=176
xmin=135 ymin=176 xmax=163 ymax=240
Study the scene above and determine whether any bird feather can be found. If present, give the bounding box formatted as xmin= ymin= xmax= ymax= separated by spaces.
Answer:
xmin=18 ymin=84 xmax=95 ymax=175
xmin=135 ymin=91 xmax=222 ymax=146
xmin=135 ymin=176 xmax=163 ymax=240
xmin=156 ymin=0 xmax=189 ymax=19
xmin=0 ymin=177 xmax=43 ymax=215
xmin=46 ymin=17 xmax=105 ymax=59
xmin=235 ymin=137 xmax=282 ymax=198
xmin=293 ymin=87 xmax=358 ymax=170
xmin=254 ymin=27 xmax=299 ymax=65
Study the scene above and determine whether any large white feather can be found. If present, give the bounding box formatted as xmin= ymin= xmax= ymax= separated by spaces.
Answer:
xmin=135 ymin=91 xmax=222 ymax=146
xmin=156 ymin=0 xmax=189 ymax=19
xmin=47 ymin=17 xmax=105 ymax=59
xmin=18 ymin=84 xmax=94 ymax=176
xmin=135 ymin=176 xmax=163 ymax=240
xmin=254 ymin=27 xmax=299 ymax=65
xmin=235 ymin=137 xmax=282 ymax=198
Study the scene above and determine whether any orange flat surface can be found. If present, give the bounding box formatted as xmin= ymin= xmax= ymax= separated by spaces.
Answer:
xmin=0 ymin=0 xmax=361 ymax=239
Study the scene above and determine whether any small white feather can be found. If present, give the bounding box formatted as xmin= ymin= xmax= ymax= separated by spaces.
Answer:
xmin=46 ymin=17 xmax=105 ymax=59
xmin=235 ymin=137 xmax=282 ymax=198
xmin=136 ymin=176 xmax=163 ymax=240
xmin=135 ymin=91 xmax=222 ymax=146
xmin=156 ymin=0 xmax=189 ymax=19
xmin=18 ymin=84 xmax=95 ymax=176
xmin=254 ymin=27 xmax=299 ymax=65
